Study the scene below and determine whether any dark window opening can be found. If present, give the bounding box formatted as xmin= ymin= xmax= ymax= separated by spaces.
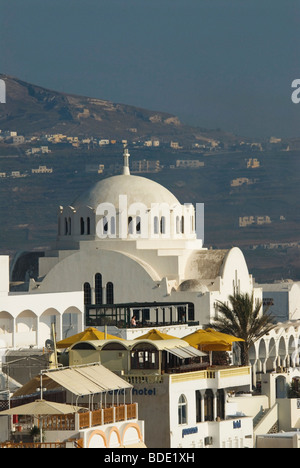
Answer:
xmin=84 ymin=282 xmax=91 ymax=305
xmin=80 ymin=217 xmax=85 ymax=235
xmin=106 ymin=282 xmax=114 ymax=304
xmin=95 ymin=273 xmax=103 ymax=305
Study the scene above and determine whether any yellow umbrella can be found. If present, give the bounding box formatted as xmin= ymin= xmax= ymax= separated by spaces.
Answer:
xmin=204 ymin=328 xmax=245 ymax=346
xmin=56 ymin=327 xmax=124 ymax=349
xmin=135 ymin=329 xmax=178 ymax=341
xmin=1 ymin=399 xmax=87 ymax=443
xmin=182 ymin=329 xmax=232 ymax=351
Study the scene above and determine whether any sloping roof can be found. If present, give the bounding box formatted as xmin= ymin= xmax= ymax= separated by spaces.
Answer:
xmin=185 ymin=249 xmax=229 ymax=280
xmin=13 ymin=364 xmax=132 ymax=399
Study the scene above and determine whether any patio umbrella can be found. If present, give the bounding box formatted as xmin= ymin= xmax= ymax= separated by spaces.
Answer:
xmin=204 ymin=328 xmax=245 ymax=347
xmin=56 ymin=327 xmax=124 ymax=349
xmin=182 ymin=329 xmax=232 ymax=352
xmin=1 ymin=399 xmax=85 ymax=416
xmin=0 ymin=399 xmax=87 ymax=443
xmin=135 ymin=329 xmax=178 ymax=341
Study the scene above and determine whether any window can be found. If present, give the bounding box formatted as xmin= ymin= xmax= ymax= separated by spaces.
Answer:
xmin=128 ymin=216 xmax=133 ymax=235
xmin=160 ymin=216 xmax=166 ymax=234
xmin=68 ymin=217 xmax=72 ymax=235
xmin=181 ymin=215 xmax=185 ymax=234
xmin=196 ymin=390 xmax=202 ymax=423
xmin=65 ymin=217 xmax=68 ymax=235
xmin=153 ymin=216 xmax=159 ymax=235
xmin=95 ymin=273 xmax=103 ymax=305
xmin=263 ymin=298 xmax=274 ymax=307
xmin=131 ymin=344 xmax=159 ymax=370
xmin=136 ymin=216 xmax=141 ymax=234
xmin=188 ymin=303 xmax=195 ymax=321
xmin=217 ymin=389 xmax=225 ymax=420
xmin=80 ymin=217 xmax=85 ymax=235
xmin=103 ymin=217 xmax=108 ymax=233
xmin=106 ymin=282 xmax=114 ymax=304
xmin=204 ymin=390 xmax=214 ymax=422
xmin=83 ymin=282 xmax=91 ymax=305
xmin=178 ymin=394 xmax=187 ymax=425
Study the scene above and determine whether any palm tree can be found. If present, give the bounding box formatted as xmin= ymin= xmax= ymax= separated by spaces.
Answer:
xmin=211 ymin=293 xmax=275 ymax=366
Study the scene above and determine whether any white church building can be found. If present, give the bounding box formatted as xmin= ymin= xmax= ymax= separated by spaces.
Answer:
xmin=0 ymin=147 xmax=263 ymax=350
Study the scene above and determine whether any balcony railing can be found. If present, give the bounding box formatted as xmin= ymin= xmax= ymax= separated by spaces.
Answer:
xmin=41 ymin=414 xmax=76 ymax=431
xmin=78 ymin=403 xmax=137 ymax=429
xmin=36 ymin=404 xmax=138 ymax=433
xmin=171 ymin=366 xmax=251 ymax=384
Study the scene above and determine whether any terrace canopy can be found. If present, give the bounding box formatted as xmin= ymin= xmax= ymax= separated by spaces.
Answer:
xmin=12 ymin=363 xmax=132 ymax=400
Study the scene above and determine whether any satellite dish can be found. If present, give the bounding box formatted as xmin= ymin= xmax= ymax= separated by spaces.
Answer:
xmin=45 ymin=339 xmax=54 ymax=350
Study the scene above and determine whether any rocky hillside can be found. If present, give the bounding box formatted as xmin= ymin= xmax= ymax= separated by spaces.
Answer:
xmin=0 ymin=74 xmax=240 ymax=144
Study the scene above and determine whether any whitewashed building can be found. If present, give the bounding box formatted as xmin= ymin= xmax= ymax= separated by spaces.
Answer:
xmin=26 ymin=147 xmax=261 ymax=328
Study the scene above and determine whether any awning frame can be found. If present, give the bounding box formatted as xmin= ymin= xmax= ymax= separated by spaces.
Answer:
xmin=42 ymin=363 xmax=132 ymax=398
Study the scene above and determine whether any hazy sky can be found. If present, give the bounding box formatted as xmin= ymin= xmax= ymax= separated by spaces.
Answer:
xmin=1 ymin=0 xmax=300 ymax=138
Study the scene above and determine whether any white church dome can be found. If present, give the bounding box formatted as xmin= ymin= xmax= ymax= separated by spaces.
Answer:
xmin=57 ymin=146 xmax=196 ymax=242
xmin=72 ymin=173 xmax=180 ymax=210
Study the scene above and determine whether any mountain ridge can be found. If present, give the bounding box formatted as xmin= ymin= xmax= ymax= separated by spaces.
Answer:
xmin=0 ymin=74 xmax=240 ymax=144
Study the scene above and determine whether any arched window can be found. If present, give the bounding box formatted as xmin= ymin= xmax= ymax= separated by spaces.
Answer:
xmin=87 ymin=217 xmax=91 ymax=235
xmin=95 ymin=273 xmax=103 ymax=305
xmin=65 ymin=217 xmax=68 ymax=235
xmin=136 ymin=216 xmax=141 ymax=234
xmin=106 ymin=282 xmax=114 ymax=304
xmin=83 ymin=282 xmax=91 ymax=305
xmin=128 ymin=217 xmax=133 ymax=235
xmin=181 ymin=215 xmax=185 ymax=234
xmin=80 ymin=217 xmax=85 ymax=235
xmin=178 ymin=394 xmax=187 ymax=425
